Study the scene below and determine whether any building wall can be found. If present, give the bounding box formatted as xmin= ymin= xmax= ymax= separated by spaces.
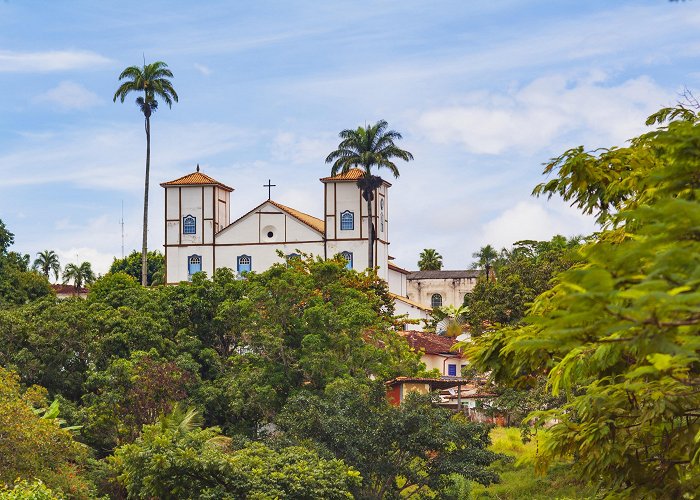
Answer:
xmin=420 ymin=353 xmax=464 ymax=377
xmin=215 ymin=242 xmax=324 ymax=274
xmin=393 ymin=299 xmax=429 ymax=331
xmin=388 ymin=268 xmax=407 ymax=296
xmin=406 ymin=277 xmax=477 ymax=308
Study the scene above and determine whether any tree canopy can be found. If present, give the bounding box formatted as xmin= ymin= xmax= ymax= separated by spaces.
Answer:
xmin=465 ymin=106 xmax=700 ymax=497
xmin=418 ymin=248 xmax=443 ymax=270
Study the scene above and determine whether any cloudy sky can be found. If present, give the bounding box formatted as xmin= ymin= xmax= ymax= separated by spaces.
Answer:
xmin=0 ymin=0 xmax=697 ymax=276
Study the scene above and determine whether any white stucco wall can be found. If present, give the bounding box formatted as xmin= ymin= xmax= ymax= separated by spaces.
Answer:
xmin=388 ymin=267 xmax=407 ymax=296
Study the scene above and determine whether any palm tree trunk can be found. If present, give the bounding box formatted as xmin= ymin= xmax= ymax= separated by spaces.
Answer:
xmin=141 ymin=115 xmax=150 ymax=286
xmin=367 ymin=195 xmax=374 ymax=269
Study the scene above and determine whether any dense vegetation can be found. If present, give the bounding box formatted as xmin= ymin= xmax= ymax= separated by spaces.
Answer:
xmin=466 ymin=105 xmax=700 ymax=497
xmin=0 ymin=250 xmax=500 ymax=498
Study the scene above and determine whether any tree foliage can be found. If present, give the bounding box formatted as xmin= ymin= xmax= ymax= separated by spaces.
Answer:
xmin=108 ymin=250 xmax=164 ymax=285
xmin=0 ymin=367 xmax=91 ymax=497
xmin=0 ymin=220 xmax=52 ymax=307
xmin=463 ymin=235 xmax=582 ymax=335
xmin=418 ymin=248 xmax=443 ymax=271
xmin=277 ymin=380 xmax=501 ymax=498
xmin=466 ymin=107 xmax=700 ymax=497
xmin=109 ymin=407 xmax=361 ymax=499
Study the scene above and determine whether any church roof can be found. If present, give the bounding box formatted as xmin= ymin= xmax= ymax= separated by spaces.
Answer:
xmin=320 ymin=168 xmax=392 ymax=186
xmin=160 ymin=169 xmax=234 ymax=192
xmin=268 ymin=200 xmax=325 ymax=234
xmin=388 ymin=262 xmax=410 ymax=275
xmin=399 ymin=330 xmax=459 ymax=355
xmin=407 ymin=270 xmax=481 ymax=280
xmin=390 ymin=293 xmax=432 ymax=312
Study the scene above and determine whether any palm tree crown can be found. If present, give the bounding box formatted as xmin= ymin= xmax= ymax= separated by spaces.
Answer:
xmin=32 ymin=250 xmax=61 ymax=281
xmin=113 ymin=60 xmax=177 ymax=287
xmin=472 ymin=244 xmax=499 ymax=281
xmin=325 ymin=120 xmax=413 ymax=269
xmin=418 ymin=249 xmax=443 ymax=271
xmin=113 ymin=61 xmax=178 ymax=116
xmin=62 ymin=262 xmax=95 ymax=290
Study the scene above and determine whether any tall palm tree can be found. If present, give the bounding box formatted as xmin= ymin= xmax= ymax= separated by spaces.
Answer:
xmin=113 ymin=61 xmax=178 ymax=286
xmin=472 ymin=244 xmax=499 ymax=281
xmin=326 ymin=120 xmax=413 ymax=269
xmin=32 ymin=250 xmax=60 ymax=281
xmin=418 ymin=248 xmax=443 ymax=271
xmin=62 ymin=262 xmax=95 ymax=290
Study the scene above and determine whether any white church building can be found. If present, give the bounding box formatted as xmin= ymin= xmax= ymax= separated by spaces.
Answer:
xmin=161 ymin=166 xmax=477 ymax=328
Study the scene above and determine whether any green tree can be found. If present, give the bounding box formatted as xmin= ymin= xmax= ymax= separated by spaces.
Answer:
xmin=108 ymin=250 xmax=164 ymax=285
xmin=62 ymin=262 xmax=95 ymax=290
xmin=0 ymin=221 xmax=52 ymax=306
xmin=466 ymin=106 xmax=700 ymax=497
xmin=0 ymin=219 xmax=13 ymax=255
xmin=418 ymin=248 xmax=443 ymax=270
xmin=326 ymin=120 xmax=413 ymax=269
xmin=277 ymin=380 xmax=501 ymax=498
xmin=472 ymin=244 xmax=498 ymax=280
xmin=0 ymin=480 xmax=61 ymax=500
xmin=113 ymin=61 xmax=178 ymax=286
xmin=463 ymin=236 xmax=581 ymax=335
xmin=32 ymin=250 xmax=60 ymax=282
xmin=109 ymin=407 xmax=360 ymax=499
xmin=0 ymin=367 xmax=92 ymax=497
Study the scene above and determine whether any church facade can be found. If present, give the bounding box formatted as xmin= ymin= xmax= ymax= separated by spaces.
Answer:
xmin=161 ymin=167 xmax=392 ymax=285
xmin=161 ymin=166 xmax=481 ymax=329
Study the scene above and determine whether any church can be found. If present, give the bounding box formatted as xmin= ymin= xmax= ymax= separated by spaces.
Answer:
xmin=161 ymin=166 xmax=476 ymax=327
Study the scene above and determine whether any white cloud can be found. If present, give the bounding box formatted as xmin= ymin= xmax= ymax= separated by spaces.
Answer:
xmin=194 ymin=63 xmax=211 ymax=76
xmin=0 ymin=50 xmax=111 ymax=72
xmin=416 ymin=73 xmax=671 ymax=155
xmin=34 ymin=81 xmax=102 ymax=110
xmin=0 ymin=121 xmax=250 ymax=191
xmin=477 ymin=199 xmax=597 ymax=251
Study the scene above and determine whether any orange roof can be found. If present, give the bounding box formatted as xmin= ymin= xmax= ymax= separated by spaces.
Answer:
xmin=399 ymin=330 xmax=459 ymax=355
xmin=160 ymin=170 xmax=233 ymax=191
xmin=320 ymin=168 xmax=365 ymax=181
xmin=268 ymin=200 xmax=325 ymax=234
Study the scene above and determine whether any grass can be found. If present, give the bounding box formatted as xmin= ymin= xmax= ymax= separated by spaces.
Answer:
xmin=469 ymin=427 xmax=597 ymax=500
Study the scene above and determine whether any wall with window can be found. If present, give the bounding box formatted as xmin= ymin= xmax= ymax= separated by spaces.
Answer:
xmin=406 ymin=277 xmax=477 ymax=309
xmin=165 ymin=245 xmax=214 ymax=284
xmin=215 ymin=241 xmax=324 ymax=278
xmin=420 ymin=352 xmax=465 ymax=377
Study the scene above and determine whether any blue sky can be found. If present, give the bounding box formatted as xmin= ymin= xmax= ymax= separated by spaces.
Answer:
xmin=0 ymin=0 xmax=698 ymax=276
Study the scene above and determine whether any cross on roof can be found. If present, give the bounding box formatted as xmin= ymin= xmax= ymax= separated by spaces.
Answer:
xmin=263 ymin=179 xmax=276 ymax=200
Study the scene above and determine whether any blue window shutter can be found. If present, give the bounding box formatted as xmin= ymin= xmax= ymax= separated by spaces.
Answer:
xmin=183 ymin=215 xmax=196 ymax=235
xmin=448 ymin=364 xmax=457 ymax=377
xmin=237 ymin=255 xmax=252 ymax=273
xmin=340 ymin=211 xmax=354 ymax=230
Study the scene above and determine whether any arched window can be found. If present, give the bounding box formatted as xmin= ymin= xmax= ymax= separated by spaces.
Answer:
xmin=340 ymin=211 xmax=354 ymax=230
xmin=188 ymin=255 xmax=202 ymax=277
xmin=183 ymin=215 xmax=196 ymax=235
xmin=237 ymin=255 xmax=252 ymax=273
xmin=340 ymin=251 xmax=353 ymax=270
xmin=431 ymin=293 xmax=443 ymax=308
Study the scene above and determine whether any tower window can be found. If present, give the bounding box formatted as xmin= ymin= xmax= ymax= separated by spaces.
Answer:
xmin=340 ymin=211 xmax=354 ymax=230
xmin=431 ymin=293 xmax=443 ymax=308
xmin=340 ymin=251 xmax=353 ymax=270
xmin=187 ymin=255 xmax=202 ymax=277
xmin=183 ymin=215 xmax=196 ymax=235
xmin=237 ymin=255 xmax=252 ymax=273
